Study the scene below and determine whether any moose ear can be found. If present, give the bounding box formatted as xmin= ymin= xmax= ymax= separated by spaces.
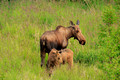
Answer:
xmin=76 ymin=20 xmax=80 ymax=25
xmin=70 ymin=21 xmax=74 ymax=25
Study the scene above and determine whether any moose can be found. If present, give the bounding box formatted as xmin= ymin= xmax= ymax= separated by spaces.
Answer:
xmin=40 ymin=20 xmax=86 ymax=67
xmin=46 ymin=48 xmax=73 ymax=76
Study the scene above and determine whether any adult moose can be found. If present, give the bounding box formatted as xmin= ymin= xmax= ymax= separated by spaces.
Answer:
xmin=40 ymin=20 xmax=86 ymax=67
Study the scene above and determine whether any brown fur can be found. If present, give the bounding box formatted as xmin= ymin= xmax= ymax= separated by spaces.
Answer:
xmin=40 ymin=20 xmax=86 ymax=67
xmin=46 ymin=48 xmax=73 ymax=76
xmin=46 ymin=48 xmax=62 ymax=69
xmin=58 ymin=49 xmax=73 ymax=67
xmin=46 ymin=48 xmax=62 ymax=76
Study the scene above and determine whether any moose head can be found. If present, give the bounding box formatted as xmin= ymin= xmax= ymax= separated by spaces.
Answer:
xmin=70 ymin=20 xmax=86 ymax=45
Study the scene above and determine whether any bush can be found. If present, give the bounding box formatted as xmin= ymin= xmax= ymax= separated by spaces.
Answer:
xmin=98 ymin=5 xmax=120 ymax=80
xmin=102 ymin=5 xmax=117 ymax=27
xmin=74 ymin=50 xmax=98 ymax=65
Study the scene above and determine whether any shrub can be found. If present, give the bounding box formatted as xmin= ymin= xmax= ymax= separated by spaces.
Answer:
xmin=98 ymin=5 xmax=120 ymax=79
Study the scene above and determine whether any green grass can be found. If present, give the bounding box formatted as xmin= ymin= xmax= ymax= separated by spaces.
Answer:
xmin=51 ymin=64 xmax=108 ymax=80
xmin=0 ymin=0 xmax=119 ymax=80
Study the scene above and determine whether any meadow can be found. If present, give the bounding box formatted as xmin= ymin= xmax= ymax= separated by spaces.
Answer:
xmin=0 ymin=0 xmax=119 ymax=80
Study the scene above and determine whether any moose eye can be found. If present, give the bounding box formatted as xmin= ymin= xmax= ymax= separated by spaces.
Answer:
xmin=52 ymin=52 xmax=55 ymax=54
xmin=58 ymin=57 xmax=60 ymax=60
xmin=76 ymin=30 xmax=79 ymax=33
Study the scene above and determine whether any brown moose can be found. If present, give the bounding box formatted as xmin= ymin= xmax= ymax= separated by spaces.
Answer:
xmin=46 ymin=48 xmax=73 ymax=76
xmin=46 ymin=48 xmax=63 ymax=69
xmin=58 ymin=48 xmax=73 ymax=67
xmin=40 ymin=20 xmax=86 ymax=67
xmin=46 ymin=48 xmax=62 ymax=76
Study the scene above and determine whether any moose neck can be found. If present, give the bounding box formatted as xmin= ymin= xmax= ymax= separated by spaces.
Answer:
xmin=65 ymin=27 xmax=74 ymax=40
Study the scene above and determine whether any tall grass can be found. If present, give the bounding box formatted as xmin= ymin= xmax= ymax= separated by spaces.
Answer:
xmin=0 ymin=0 xmax=119 ymax=80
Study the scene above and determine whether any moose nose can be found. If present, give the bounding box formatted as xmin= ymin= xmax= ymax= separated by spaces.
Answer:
xmin=82 ymin=41 xmax=85 ymax=45
xmin=80 ymin=40 xmax=86 ymax=45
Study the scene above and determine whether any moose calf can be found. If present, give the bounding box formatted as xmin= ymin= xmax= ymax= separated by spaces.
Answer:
xmin=58 ymin=48 xmax=73 ymax=67
xmin=46 ymin=48 xmax=73 ymax=76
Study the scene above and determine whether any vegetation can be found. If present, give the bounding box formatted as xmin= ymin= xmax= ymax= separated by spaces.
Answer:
xmin=0 ymin=0 xmax=119 ymax=80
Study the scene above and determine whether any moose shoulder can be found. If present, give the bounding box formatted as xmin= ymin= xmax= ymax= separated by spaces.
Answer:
xmin=40 ymin=20 xmax=86 ymax=67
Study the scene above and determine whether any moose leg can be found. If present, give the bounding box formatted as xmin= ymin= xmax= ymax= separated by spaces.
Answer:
xmin=40 ymin=50 xmax=46 ymax=67
xmin=67 ymin=58 xmax=73 ymax=68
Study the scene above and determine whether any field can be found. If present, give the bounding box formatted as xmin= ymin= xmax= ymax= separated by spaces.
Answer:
xmin=0 ymin=0 xmax=120 ymax=80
